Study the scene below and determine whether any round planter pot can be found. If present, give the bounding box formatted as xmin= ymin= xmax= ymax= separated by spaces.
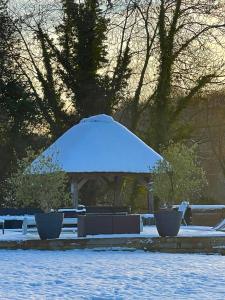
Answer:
xmin=154 ymin=210 xmax=182 ymax=237
xmin=35 ymin=212 xmax=63 ymax=240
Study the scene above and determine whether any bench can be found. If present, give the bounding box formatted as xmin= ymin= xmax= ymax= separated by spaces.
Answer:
xmin=22 ymin=216 xmax=78 ymax=234
xmin=22 ymin=208 xmax=86 ymax=234
xmin=0 ymin=219 xmax=4 ymax=234
xmin=0 ymin=215 xmax=28 ymax=234
xmin=141 ymin=214 xmax=155 ymax=225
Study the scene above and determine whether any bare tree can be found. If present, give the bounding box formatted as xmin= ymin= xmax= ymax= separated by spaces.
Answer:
xmin=101 ymin=1 xmax=225 ymax=150
xmin=8 ymin=0 xmax=225 ymax=145
xmin=145 ymin=0 xmax=225 ymax=150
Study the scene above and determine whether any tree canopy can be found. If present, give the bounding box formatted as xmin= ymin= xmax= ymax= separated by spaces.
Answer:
xmin=1 ymin=0 xmax=225 ymax=206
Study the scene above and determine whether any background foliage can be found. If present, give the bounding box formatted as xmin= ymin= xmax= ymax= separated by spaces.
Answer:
xmin=1 ymin=0 xmax=225 ymax=208
xmin=7 ymin=149 xmax=71 ymax=212
xmin=152 ymin=143 xmax=207 ymax=208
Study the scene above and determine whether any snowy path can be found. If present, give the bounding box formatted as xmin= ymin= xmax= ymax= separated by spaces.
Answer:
xmin=0 ymin=250 xmax=224 ymax=300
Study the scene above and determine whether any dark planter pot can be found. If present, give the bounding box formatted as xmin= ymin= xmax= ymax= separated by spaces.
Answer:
xmin=35 ymin=212 xmax=63 ymax=240
xmin=154 ymin=210 xmax=182 ymax=237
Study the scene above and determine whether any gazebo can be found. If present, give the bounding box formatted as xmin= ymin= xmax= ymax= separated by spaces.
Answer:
xmin=31 ymin=114 xmax=162 ymax=210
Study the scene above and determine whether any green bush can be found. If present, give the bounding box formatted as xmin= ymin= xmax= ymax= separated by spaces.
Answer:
xmin=152 ymin=143 xmax=207 ymax=208
xmin=7 ymin=149 xmax=71 ymax=212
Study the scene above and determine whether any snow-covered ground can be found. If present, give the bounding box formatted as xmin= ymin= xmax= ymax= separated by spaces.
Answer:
xmin=0 ymin=225 xmax=225 ymax=241
xmin=0 ymin=249 xmax=224 ymax=300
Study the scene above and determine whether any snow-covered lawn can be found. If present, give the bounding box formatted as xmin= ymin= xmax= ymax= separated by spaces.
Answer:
xmin=0 ymin=225 xmax=225 ymax=241
xmin=0 ymin=249 xmax=224 ymax=299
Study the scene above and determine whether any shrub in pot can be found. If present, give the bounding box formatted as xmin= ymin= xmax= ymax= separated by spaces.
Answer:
xmin=8 ymin=149 xmax=71 ymax=240
xmin=152 ymin=143 xmax=207 ymax=237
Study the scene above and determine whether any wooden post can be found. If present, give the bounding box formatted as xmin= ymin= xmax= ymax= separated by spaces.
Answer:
xmin=113 ymin=176 xmax=122 ymax=206
xmin=147 ymin=180 xmax=154 ymax=213
xmin=71 ymin=179 xmax=79 ymax=209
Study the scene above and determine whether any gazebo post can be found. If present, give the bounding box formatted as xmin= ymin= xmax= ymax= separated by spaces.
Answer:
xmin=113 ymin=176 xmax=121 ymax=206
xmin=71 ymin=179 xmax=79 ymax=209
xmin=147 ymin=180 xmax=154 ymax=213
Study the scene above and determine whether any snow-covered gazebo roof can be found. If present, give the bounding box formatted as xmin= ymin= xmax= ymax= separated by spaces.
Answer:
xmin=33 ymin=114 xmax=162 ymax=176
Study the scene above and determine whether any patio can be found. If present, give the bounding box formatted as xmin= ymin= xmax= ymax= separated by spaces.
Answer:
xmin=0 ymin=225 xmax=225 ymax=254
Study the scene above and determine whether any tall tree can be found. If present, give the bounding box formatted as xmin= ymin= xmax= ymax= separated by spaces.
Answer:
xmin=14 ymin=0 xmax=132 ymax=138
xmin=114 ymin=0 xmax=225 ymax=150
xmin=0 ymin=0 xmax=42 ymax=204
xmin=0 ymin=1 xmax=37 ymax=122
xmin=46 ymin=0 xmax=131 ymax=118
xmin=56 ymin=0 xmax=112 ymax=116
xmin=148 ymin=0 xmax=225 ymax=150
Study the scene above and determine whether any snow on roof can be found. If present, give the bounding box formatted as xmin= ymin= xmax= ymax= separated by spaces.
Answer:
xmin=32 ymin=114 xmax=162 ymax=174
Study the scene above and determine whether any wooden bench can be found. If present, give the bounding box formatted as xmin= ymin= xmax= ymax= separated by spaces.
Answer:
xmin=0 ymin=219 xmax=4 ymax=234
xmin=22 ymin=216 xmax=78 ymax=234
xmin=0 ymin=215 xmax=27 ymax=234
